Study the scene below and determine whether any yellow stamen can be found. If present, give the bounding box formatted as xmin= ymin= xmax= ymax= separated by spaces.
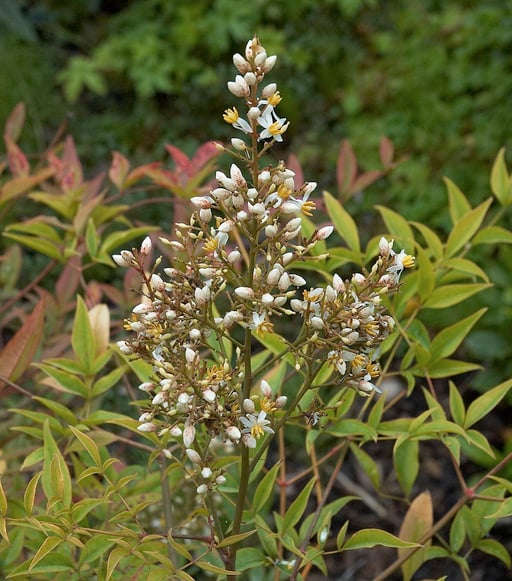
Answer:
xmin=223 ymin=107 xmax=239 ymax=124
xmin=402 ymin=255 xmax=415 ymax=269
xmin=301 ymin=200 xmax=316 ymax=217
xmin=268 ymin=91 xmax=282 ymax=107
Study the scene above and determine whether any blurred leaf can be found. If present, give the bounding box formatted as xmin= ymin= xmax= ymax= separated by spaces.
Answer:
xmin=0 ymin=298 xmax=45 ymax=388
xmin=474 ymin=538 xmax=511 ymax=569
xmin=3 ymin=102 xmax=26 ymax=141
xmin=449 ymin=382 xmax=465 ymax=426
xmin=399 ymin=491 xmax=433 ymax=581
xmin=490 ymin=147 xmax=512 ymax=206
xmin=109 ymin=151 xmax=131 ymax=189
xmin=445 ymin=198 xmax=492 ymax=258
xmin=473 ymin=225 xmax=512 ymax=245
xmin=349 ymin=443 xmax=380 ymax=489
xmin=253 ymin=462 xmax=280 ymax=513
xmin=411 ymin=221 xmax=444 ymax=260
xmin=336 ymin=139 xmax=357 ymax=195
xmin=444 ymin=177 xmax=471 ymax=225
xmin=72 ymin=296 xmax=96 ymax=375
xmin=324 ymin=190 xmax=361 ymax=255
xmin=235 ymin=547 xmax=265 ymax=571
xmin=449 ymin=508 xmax=466 ymax=553
xmin=88 ymin=303 xmax=110 ymax=357
xmin=216 ymin=530 xmax=256 ymax=548
xmin=375 ymin=205 xmax=414 ymax=244
xmin=281 ymin=477 xmax=316 ymax=535
xmin=42 ymin=421 xmax=71 ymax=507
xmin=423 ymin=283 xmax=491 ymax=309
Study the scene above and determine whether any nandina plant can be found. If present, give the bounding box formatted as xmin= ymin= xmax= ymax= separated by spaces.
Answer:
xmin=1 ymin=36 xmax=511 ymax=581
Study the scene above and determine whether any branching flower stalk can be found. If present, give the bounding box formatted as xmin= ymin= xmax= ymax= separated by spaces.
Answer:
xmin=114 ymin=36 xmax=414 ymax=573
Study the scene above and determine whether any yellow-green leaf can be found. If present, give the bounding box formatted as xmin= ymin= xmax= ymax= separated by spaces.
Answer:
xmin=29 ymin=536 xmax=63 ymax=570
xmin=445 ymin=198 xmax=492 ymax=258
xmin=342 ymin=528 xmax=420 ymax=550
xmin=444 ymin=177 xmax=471 ymax=224
xmin=423 ymin=283 xmax=491 ymax=309
xmin=72 ymin=296 xmax=96 ymax=374
xmin=490 ymin=147 xmax=512 ymax=206
xmin=464 ymin=379 xmax=512 ymax=429
xmin=324 ymin=190 xmax=361 ymax=255
xmin=430 ymin=308 xmax=487 ymax=362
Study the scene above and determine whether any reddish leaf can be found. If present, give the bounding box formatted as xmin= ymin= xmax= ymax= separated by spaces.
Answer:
xmin=55 ymin=257 xmax=81 ymax=312
xmin=61 ymin=136 xmax=83 ymax=191
xmin=166 ymin=144 xmax=192 ymax=176
xmin=350 ymin=170 xmax=383 ymax=194
xmin=336 ymin=139 xmax=357 ymax=194
xmin=0 ymin=300 xmax=45 ymax=392
xmin=379 ymin=136 xmax=395 ymax=167
xmin=109 ymin=151 xmax=131 ymax=189
xmin=286 ymin=153 xmax=305 ymax=188
xmin=125 ymin=161 xmax=161 ymax=186
xmin=4 ymin=102 xmax=26 ymax=142
xmin=190 ymin=141 xmax=220 ymax=173
xmin=4 ymin=135 xmax=29 ymax=177
xmin=0 ymin=167 xmax=54 ymax=204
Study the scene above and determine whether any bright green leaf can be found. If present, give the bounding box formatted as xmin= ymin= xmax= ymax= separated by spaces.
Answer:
xmin=423 ymin=283 xmax=491 ymax=309
xmin=449 ymin=382 xmax=465 ymax=426
xmin=282 ymin=477 xmax=317 ymax=535
xmin=490 ymin=147 xmax=512 ymax=206
xmin=72 ymin=296 xmax=96 ymax=375
xmin=394 ymin=439 xmax=418 ymax=497
xmin=342 ymin=528 xmax=420 ymax=550
xmin=430 ymin=308 xmax=487 ymax=362
xmin=444 ymin=177 xmax=472 ymax=224
xmin=253 ymin=462 xmax=280 ymax=513
xmin=324 ymin=190 xmax=361 ymax=255
xmin=445 ymin=198 xmax=492 ymax=258
xmin=464 ymin=379 xmax=512 ymax=429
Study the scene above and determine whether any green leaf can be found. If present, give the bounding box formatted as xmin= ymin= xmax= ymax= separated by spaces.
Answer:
xmin=195 ymin=561 xmax=239 ymax=575
xmin=29 ymin=536 xmax=64 ymax=570
xmin=42 ymin=421 xmax=72 ymax=507
xmin=349 ymin=443 xmax=380 ymax=489
xmin=327 ymin=419 xmax=377 ymax=440
xmin=99 ymin=227 xmax=157 ymax=256
xmin=375 ymin=205 xmax=414 ymax=243
xmin=473 ymin=225 xmax=512 ymax=245
xmin=394 ymin=439 xmax=418 ymax=497
xmin=69 ymin=425 xmax=102 ymax=466
xmin=430 ymin=308 xmax=487 ymax=362
xmin=35 ymin=363 xmax=88 ymax=397
xmin=449 ymin=382 xmax=466 ymax=426
xmin=415 ymin=246 xmax=435 ymax=301
xmin=445 ymin=198 xmax=492 ymax=258
xmin=444 ymin=177 xmax=472 ymax=224
xmin=32 ymin=396 xmax=77 ymax=425
xmin=450 ymin=508 xmax=466 ymax=553
xmin=485 ymin=497 xmax=512 ymax=520
xmin=85 ymin=218 xmax=99 ymax=258
xmin=324 ymin=190 xmax=361 ymax=255
xmin=253 ymin=462 xmax=280 ymax=513
xmin=490 ymin=147 xmax=512 ymax=206
xmin=72 ymin=296 xmax=96 ymax=375
xmin=282 ymin=477 xmax=317 ymax=535
xmin=3 ymin=232 xmax=64 ymax=261
xmin=422 ymin=359 xmax=482 ymax=378
xmin=0 ymin=478 xmax=7 ymax=516
xmin=411 ymin=221 xmax=444 ymax=260
xmin=464 ymin=379 xmax=512 ymax=429
xmin=235 ymin=547 xmax=266 ymax=571
xmin=423 ymin=283 xmax=491 ymax=309
xmin=342 ymin=528 xmax=420 ymax=550
xmin=216 ymin=530 xmax=256 ymax=548
xmin=442 ymin=257 xmax=489 ymax=282
xmin=23 ymin=472 xmax=42 ymax=515
xmin=91 ymin=366 xmax=127 ymax=396
xmin=475 ymin=538 xmax=511 ymax=569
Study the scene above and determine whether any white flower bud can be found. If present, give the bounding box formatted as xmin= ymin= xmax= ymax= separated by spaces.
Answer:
xmin=195 ymin=286 xmax=211 ymax=305
xmin=178 ymin=392 xmax=190 ymax=405
xmin=254 ymin=50 xmax=267 ymax=67
xmin=275 ymin=396 xmax=287 ymax=408
xmin=186 ymin=449 xmax=202 ymax=464
xmin=233 ymin=52 xmax=250 ymax=73
xmin=138 ymin=381 xmax=154 ymax=392
xmin=260 ymin=380 xmax=272 ymax=397
xmin=235 ymin=286 xmax=255 ymax=299
xmin=278 ymin=272 xmax=291 ymax=291
xmin=226 ymin=426 xmax=242 ymax=442
xmin=352 ymin=273 xmax=366 ymax=285
xmin=117 ymin=341 xmax=133 ymax=355
xmin=132 ymin=302 xmax=152 ymax=314
xmin=262 ymin=55 xmax=277 ymax=72
xmin=379 ymin=237 xmax=394 ymax=257
xmin=201 ymin=467 xmax=213 ymax=479
xmin=332 ymin=273 xmax=345 ymax=292
xmin=259 ymin=170 xmax=271 ymax=183
xmin=228 ymin=249 xmax=241 ymax=263
xmin=248 ymin=106 xmax=261 ymax=121
xmin=290 ymin=299 xmax=304 ymax=312
xmin=310 ymin=316 xmax=324 ymax=329
xmin=282 ymin=252 xmax=294 ymax=265
xmin=170 ymin=426 xmax=182 ymax=437
xmin=152 ymin=392 xmax=166 ymax=405
xmin=242 ymin=434 xmax=256 ymax=448
xmin=112 ymin=253 xmax=131 ymax=267
xmin=261 ymin=83 xmax=277 ymax=98
xmin=162 ymin=449 xmax=173 ymax=459
xmin=185 ymin=348 xmax=197 ymax=363
xmin=183 ymin=425 xmax=196 ymax=448
xmin=203 ymin=389 xmax=216 ymax=403
xmin=216 ymin=475 xmax=227 ymax=484
xmin=150 ymin=273 xmax=165 ymax=291
xmin=317 ymin=225 xmax=334 ymax=240
xmin=265 ymin=224 xmax=278 ymax=238
xmin=138 ymin=412 xmax=152 ymax=422
xmin=199 ymin=208 xmax=212 ymax=222
xmin=137 ymin=422 xmax=157 ymax=432
xmin=231 ymin=138 xmax=246 ymax=151
xmin=189 ymin=328 xmax=201 ymax=340
xmin=262 ymin=293 xmax=274 ymax=305
xmin=244 ymin=72 xmax=257 ymax=85
xmin=196 ymin=484 xmax=208 ymax=494
xmin=140 ymin=236 xmax=152 ymax=255
xmin=289 ymin=274 xmax=306 ymax=286
xmin=243 ymin=398 xmax=255 ymax=413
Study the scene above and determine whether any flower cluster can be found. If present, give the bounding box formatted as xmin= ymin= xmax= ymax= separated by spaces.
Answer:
xmin=115 ymin=37 xmax=414 ymax=479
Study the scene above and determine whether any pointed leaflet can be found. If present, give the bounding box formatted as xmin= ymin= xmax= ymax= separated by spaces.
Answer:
xmin=4 ymin=102 xmax=26 ymax=142
xmin=444 ymin=177 xmax=471 ymax=225
xmin=336 ymin=139 xmax=357 ymax=195
xmin=71 ymin=296 xmax=96 ymax=374
xmin=281 ymin=477 xmax=317 ymax=535
xmin=464 ymin=378 xmax=512 ymax=429
xmin=490 ymin=147 xmax=512 ymax=206
xmin=0 ymin=299 xmax=45 ymax=391
xmin=399 ymin=491 xmax=433 ymax=581
xmin=324 ymin=190 xmax=361 ymax=255
xmin=342 ymin=529 xmax=419 ymax=550
xmin=109 ymin=151 xmax=131 ymax=189
xmin=445 ymin=198 xmax=492 ymax=258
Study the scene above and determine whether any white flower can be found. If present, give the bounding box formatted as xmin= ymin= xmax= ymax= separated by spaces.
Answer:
xmin=387 ymin=249 xmax=415 ymax=280
xmin=140 ymin=236 xmax=152 ymax=255
xmin=257 ymin=106 xmax=289 ymax=142
xmin=240 ymin=411 xmax=275 ymax=441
